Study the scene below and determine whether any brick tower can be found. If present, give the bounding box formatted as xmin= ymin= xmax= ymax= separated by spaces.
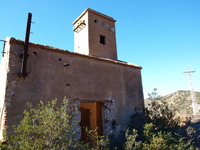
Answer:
xmin=73 ymin=8 xmax=117 ymax=60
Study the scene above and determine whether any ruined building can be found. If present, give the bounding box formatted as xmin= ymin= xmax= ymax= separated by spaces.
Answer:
xmin=0 ymin=8 xmax=144 ymax=139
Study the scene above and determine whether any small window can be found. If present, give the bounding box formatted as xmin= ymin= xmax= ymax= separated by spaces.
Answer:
xmin=100 ymin=35 xmax=105 ymax=45
xmin=94 ymin=19 xmax=98 ymax=23
xmin=107 ymin=24 xmax=110 ymax=29
xmin=101 ymin=22 xmax=104 ymax=26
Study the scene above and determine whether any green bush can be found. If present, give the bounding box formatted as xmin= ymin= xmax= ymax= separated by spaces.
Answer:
xmin=145 ymin=100 xmax=180 ymax=130
xmin=124 ymin=123 xmax=194 ymax=150
xmin=124 ymin=88 xmax=196 ymax=150
xmin=1 ymin=98 xmax=109 ymax=150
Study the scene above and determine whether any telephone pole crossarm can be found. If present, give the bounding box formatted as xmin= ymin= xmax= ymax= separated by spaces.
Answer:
xmin=183 ymin=67 xmax=199 ymax=114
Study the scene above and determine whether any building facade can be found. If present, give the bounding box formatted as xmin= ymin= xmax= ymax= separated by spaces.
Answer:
xmin=0 ymin=8 xmax=144 ymax=140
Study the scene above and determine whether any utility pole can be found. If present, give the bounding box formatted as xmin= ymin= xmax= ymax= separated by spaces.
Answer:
xmin=21 ymin=12 xmax=32 ymax=77
xmin=183 ymin=66 xmax=199 ymax=114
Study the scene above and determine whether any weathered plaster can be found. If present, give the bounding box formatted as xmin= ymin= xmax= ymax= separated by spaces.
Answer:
xmin=0 ymin=37 xmax=144 ymax=140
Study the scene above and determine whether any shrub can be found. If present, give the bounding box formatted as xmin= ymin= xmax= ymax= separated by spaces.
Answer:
xmin=1 ymin=98 xmax=109 ymax=150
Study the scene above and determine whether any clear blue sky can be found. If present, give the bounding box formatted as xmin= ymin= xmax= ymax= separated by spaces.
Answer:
xmin=0 ymin=0 xmax=200 ymax=98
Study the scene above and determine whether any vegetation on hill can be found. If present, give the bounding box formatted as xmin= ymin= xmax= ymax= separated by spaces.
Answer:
xmin=145 ymin=90 xmax=200 ymax=115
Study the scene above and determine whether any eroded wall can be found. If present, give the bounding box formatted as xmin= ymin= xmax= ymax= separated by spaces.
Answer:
xmin=1 ymin=38 xmax=144 ymax=138
xmin=0 ymin=37 xmax=11 ymax=140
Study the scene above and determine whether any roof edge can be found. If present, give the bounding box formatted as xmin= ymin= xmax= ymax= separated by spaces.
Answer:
xmin=73 ymin=8 xmax=116 ymax=25
xmin=8 ymin=37 xmax=142 ymax=70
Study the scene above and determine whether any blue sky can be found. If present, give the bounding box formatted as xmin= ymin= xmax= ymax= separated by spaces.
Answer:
xmin=0 ymin=0 xmax=200 ymax=98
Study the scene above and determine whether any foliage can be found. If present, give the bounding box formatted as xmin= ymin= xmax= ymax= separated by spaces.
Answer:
xmin=124 ymin=129 xmax=141 ymax=150
xmin=146 ymin=88 xmax=180 ymax=130
xmin=123 ymin=88 xmax=196 ymax=149
xmin=84 ymin=127 xmax=110 ymax=150
xmin=108 ymin=126 xmax=127 ymax=149
xmin=148 ymin=88 xmax=161 ymax=101
xmin=147 ymin=90 xmax=200 ymax=115
xmin=1 ymin=98 xmax=109 ymax=150
xmin=145 ymin=100 xmax=180 ymax=130
xmin=143 ymin=123 xmax=194 ymax=150
xmin=124 ymin=123 xmax=194 ymax=150
xmin=2 ymin=98 xmax=83 ymax=149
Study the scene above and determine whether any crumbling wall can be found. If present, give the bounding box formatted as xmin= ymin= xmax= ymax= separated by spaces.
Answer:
xmin=0 ymin=37 xmax=22 ymax=139
xmin=103 ymin=96 xmax=117 ymax=135
xmin=68 ymin=100 xmax=81 ymax=139
xmin=0 ymin=37 xmax=11 ymax=140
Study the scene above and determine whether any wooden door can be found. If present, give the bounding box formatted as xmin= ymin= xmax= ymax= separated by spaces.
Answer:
xmin=80 ymin=108 xmax=90 ymax=141
xmin=79 ymin=102 xmax=103 ymax=141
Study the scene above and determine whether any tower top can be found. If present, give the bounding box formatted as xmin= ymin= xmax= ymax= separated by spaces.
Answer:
xmin=73 ymin=8 xmax=116 ymax=25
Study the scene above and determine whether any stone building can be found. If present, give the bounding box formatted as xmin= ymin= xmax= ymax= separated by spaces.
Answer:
xmin=0 ymin=8 xmax=144 ymax=140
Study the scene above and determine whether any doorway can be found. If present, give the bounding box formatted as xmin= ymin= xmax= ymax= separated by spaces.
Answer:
xmin=79 ymin=102 xmax=103 ymax=141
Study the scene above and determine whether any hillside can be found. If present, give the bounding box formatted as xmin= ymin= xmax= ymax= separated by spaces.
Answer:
xmin=145 ymin=90 xmax=200 ymax=115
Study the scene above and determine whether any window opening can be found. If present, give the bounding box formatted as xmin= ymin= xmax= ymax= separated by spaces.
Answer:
xmin=100 ymin=35 xmax=105 ymax=45
xmin=107 ymin=24 xmax=110 ymax=29
xmin=94 ymin=19 xmax=98 ymax=23
xmin=101 ymin=22 xmax=104 ymax=26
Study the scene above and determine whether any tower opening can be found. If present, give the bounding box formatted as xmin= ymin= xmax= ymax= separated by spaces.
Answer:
xmin=100 ymin=35 xmax=105 ymax=45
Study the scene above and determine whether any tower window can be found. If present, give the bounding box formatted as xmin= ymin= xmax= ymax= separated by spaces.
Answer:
xmin=94 ymin=19 xmax=98 ymax=23
xmin=107 ymin=24 xmax=110 ymax=29
xmin=101 ymin=22 xmax=104 ymax=26
xmin=100 ymin=35 xmax=105 ymax=45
